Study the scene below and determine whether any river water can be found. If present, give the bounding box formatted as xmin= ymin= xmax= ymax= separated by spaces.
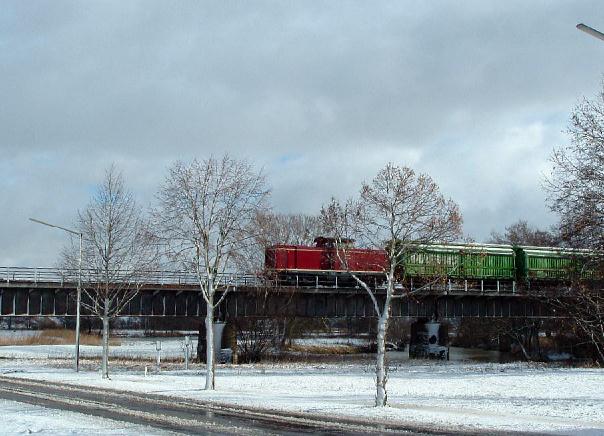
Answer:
xmin=387 ymin=346 xmax=513 ymax=363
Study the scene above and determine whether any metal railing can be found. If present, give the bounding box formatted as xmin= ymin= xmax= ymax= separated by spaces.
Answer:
xmin=0 ymin=266 xmax=523 ymax=294
xmin=0 ymin=266 xmax=262 ymax=287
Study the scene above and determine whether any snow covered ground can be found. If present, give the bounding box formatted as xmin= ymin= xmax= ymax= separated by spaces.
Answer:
xmin=0 ymin=357 xmax=601 ymax=434
xmin=0 ymin=398 xmax=169 ymax=435
xmin=0 ymin=336 xmax=189 ymax=360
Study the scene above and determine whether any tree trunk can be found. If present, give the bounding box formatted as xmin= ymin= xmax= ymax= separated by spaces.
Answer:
xmin=589 ymin=330 xmax=604 ymax=365
xmin=515 ymin=335 xmax=531 ymax=361
xmin=101 ymin=297 xmax=110 ymax=379
xmin=374 ymin=274 xmax=394 ymax=407
xmin=205 ymin=299 xmax=215 ymax=390
xmin=375 ymin=311 xmax=389 ymax=407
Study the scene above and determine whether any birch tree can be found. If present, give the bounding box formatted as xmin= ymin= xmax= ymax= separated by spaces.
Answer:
xmin=155 ymin=156 xmax=269 ymax=390
xmin=321 ymin=164 xmax=462 ymax=406
xmin=63 ymin=166 xmax=158 ymax=379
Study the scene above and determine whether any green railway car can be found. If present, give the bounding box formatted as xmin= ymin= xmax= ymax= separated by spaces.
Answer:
xmin=402 ymin=244 xmax=516 ymax=280
xmin=397 ymin=242 xmax=599 ymax=283
xmin=514 ymin=246 xmax=595 ymax=281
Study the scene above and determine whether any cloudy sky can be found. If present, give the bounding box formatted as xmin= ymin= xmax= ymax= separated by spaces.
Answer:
xmin=2 ymin=1 xmax=604 ymax=266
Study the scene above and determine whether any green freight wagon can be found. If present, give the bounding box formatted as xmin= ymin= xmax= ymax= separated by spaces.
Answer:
xmin=514 ymin=246 xmax=595 ymax=281
xmin=402 ymin=244 xmax=516 ymax=280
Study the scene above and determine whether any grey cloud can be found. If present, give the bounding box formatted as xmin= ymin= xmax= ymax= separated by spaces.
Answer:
xmin=1 ymin=1 xmax=603 ymax=265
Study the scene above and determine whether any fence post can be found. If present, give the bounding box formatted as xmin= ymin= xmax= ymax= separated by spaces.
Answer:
xmin=184 ymin=336 xmax=191 ymax=370
xmin=156 ymin=341 xmax=162 ymax=372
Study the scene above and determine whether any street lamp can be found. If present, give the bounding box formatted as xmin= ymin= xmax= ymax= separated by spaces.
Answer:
xmin=577 ymin=23 xmax=604 ymax=42
xmin=29 ymin=217 xmax=82 ymax=372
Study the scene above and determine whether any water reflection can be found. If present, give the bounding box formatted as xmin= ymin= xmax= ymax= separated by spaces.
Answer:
xmin=387 ymin=346 xmax=513 ymax=363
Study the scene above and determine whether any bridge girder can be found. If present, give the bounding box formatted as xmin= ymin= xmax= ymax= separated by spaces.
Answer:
xmin=0 ymin=284 xmax=559 ymax=319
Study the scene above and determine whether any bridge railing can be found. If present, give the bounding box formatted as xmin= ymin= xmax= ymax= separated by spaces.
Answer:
xmin=0 ymin=266 xmax=263 ymax=287
xmin=1 ymin=266 xmax=522 ymax=294
xmin=1 ymin=267 xmax=66 ymax=285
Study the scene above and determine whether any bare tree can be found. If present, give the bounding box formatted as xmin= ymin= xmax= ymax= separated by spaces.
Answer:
xmin=547 ymin=82 xmax=604 ymax=249
xmin=490 ymin=220 xmax=559 ymax=247
xmin=239 ymin=212 xmax=322 ymax=275
xmin=321 ymin=164 xmax=462 ymax=406
xmin=256 ymin=212 xmax=321 ymax=246
xmin=545 ymin=83 xmax=604 ymax=365
xmin=155 ymin=156 xmax=269 ymax=390
xmin=547 ymin=285 xmax=604 ymax=364
xmin=62 ymin=166 xmax=158 ymax=379
xmin=498 ymin=319 xmax=542 ymax=361
xmin=226 ymin=212 xmax=322 ymax=363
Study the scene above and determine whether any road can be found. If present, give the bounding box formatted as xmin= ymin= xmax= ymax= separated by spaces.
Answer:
xmin=0 ymin=376 xmax=431 ymax=435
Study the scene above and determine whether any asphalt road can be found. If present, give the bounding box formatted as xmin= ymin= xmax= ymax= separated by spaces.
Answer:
xmin=0 ymin=376 xmax=424 ymax=435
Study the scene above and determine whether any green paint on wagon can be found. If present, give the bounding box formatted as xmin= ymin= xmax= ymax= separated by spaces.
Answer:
xmin=402 ymin=244 xmax=516 ymax=280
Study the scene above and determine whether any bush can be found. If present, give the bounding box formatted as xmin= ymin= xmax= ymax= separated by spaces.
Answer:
xmin=231 ymin=318 xmax=284 ymax=363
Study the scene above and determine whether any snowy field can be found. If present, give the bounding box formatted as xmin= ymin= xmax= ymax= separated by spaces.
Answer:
xmin=0 ymin=398 xmax=170 ymax=435
xmin=0 ymin=357 xmax=601 ymax=434
xmin=0 ymin=336 xmax=190 ymax=360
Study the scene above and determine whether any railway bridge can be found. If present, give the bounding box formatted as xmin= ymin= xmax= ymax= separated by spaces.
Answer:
xmin=0 ymin=266 xmax=564 ymax=321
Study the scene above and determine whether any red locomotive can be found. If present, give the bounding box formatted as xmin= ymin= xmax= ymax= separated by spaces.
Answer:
xmin=265 ymin=237 xmax=387 ymax=282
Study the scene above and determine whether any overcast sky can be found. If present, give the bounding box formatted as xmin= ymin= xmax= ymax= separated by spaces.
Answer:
xmin=2 ymin=1 xmax=604 ymax=266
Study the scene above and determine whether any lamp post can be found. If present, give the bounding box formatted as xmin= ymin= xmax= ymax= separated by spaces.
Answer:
xmin=29 ymin=218 xmax=82 ymax=372
xmin=577 ymin=23 xmax=604 ymax=42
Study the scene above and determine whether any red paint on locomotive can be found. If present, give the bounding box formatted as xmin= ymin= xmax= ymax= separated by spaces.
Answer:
xmin=265 ymin=237 xmax=387 ymax=274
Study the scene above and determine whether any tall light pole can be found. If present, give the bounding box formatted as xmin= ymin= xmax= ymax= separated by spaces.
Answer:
xmin=577 ymin=23 xmax=604 ymax=42
xmin=29 ymin=218 xmax=82 ymax=372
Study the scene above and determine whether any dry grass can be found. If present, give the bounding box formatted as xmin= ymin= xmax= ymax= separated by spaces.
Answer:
xmin=0 ymin=330 xmax=120 ymax=346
